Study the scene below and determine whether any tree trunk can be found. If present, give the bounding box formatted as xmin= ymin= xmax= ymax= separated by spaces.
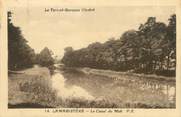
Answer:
xmin=167 ymin=54 xmax=170 ymax=70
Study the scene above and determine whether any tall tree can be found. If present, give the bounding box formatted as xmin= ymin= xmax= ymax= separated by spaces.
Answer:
xmin=8 ymin=11 xmax=35 ymax=70
xmin=165 ymin=14 xmax=176 ymax=70
xmin=138 ymin=17 xmax=168 ymax=73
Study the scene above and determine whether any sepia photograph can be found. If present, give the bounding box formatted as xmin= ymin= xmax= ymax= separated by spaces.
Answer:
xmin=7 ymin=6 xmax=176 ymax=109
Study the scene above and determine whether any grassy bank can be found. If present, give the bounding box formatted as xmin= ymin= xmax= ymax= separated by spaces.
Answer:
xmin=79 ymin=67 xmax=175 ymax=82
xmin=8 ymin=67 xmax=60 ymax=108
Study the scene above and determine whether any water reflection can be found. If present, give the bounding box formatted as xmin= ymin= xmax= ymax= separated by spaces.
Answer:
xmin=51 ymin=70 xmax=175 ymax=107
xmin=51 ymin=73 xmax=94 ymax=100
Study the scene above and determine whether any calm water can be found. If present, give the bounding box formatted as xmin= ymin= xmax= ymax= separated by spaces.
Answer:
xmin=51 ymin=69 xmax=176 ymax=108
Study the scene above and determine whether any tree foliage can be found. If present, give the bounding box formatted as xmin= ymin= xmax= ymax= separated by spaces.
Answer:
xmin=62 ymin=14 xmax=176 ymax=76
xmin=8 ymin=11 xmax=36 ymax=70
xmin=8 ymin=11 xmax=55 ymax=70
xmin=36 ymin=47 xmax=54 ymax=67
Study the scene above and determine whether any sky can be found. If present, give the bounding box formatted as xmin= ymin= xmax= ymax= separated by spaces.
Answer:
xmin=10 ymin=6 xmax=175 ymax=57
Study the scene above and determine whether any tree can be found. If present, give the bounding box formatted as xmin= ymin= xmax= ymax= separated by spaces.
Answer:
xmin=120 ymin=30 xmax=141 ymax=70
xmin=165 ymin=14 xmax=176 ymax=70
xmin=8 ymin=11 xmax=36 ymax=70
xmin=137 ymin=17 xmax=168 ymax=73
xmin=61 ymin=14 xmax=176 ymax=76
xmin=61 ymin=47 xmax=75 ymax=66
xmin=37 ymin=47 xmax=54 ymax=67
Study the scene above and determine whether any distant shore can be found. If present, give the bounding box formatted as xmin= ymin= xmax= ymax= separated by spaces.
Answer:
xmin=61 ymin=66 xmax=175 ymax=82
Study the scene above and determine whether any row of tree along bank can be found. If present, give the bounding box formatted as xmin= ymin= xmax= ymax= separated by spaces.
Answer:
xmin=62 ymin=14 xmax=176 ymax=77
xmin=8 ymin=11 xmax=54 ymax=71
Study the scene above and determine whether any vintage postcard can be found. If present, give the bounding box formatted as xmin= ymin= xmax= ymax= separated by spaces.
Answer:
xmin=0 ymin=0 xmax=181 ymax=117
